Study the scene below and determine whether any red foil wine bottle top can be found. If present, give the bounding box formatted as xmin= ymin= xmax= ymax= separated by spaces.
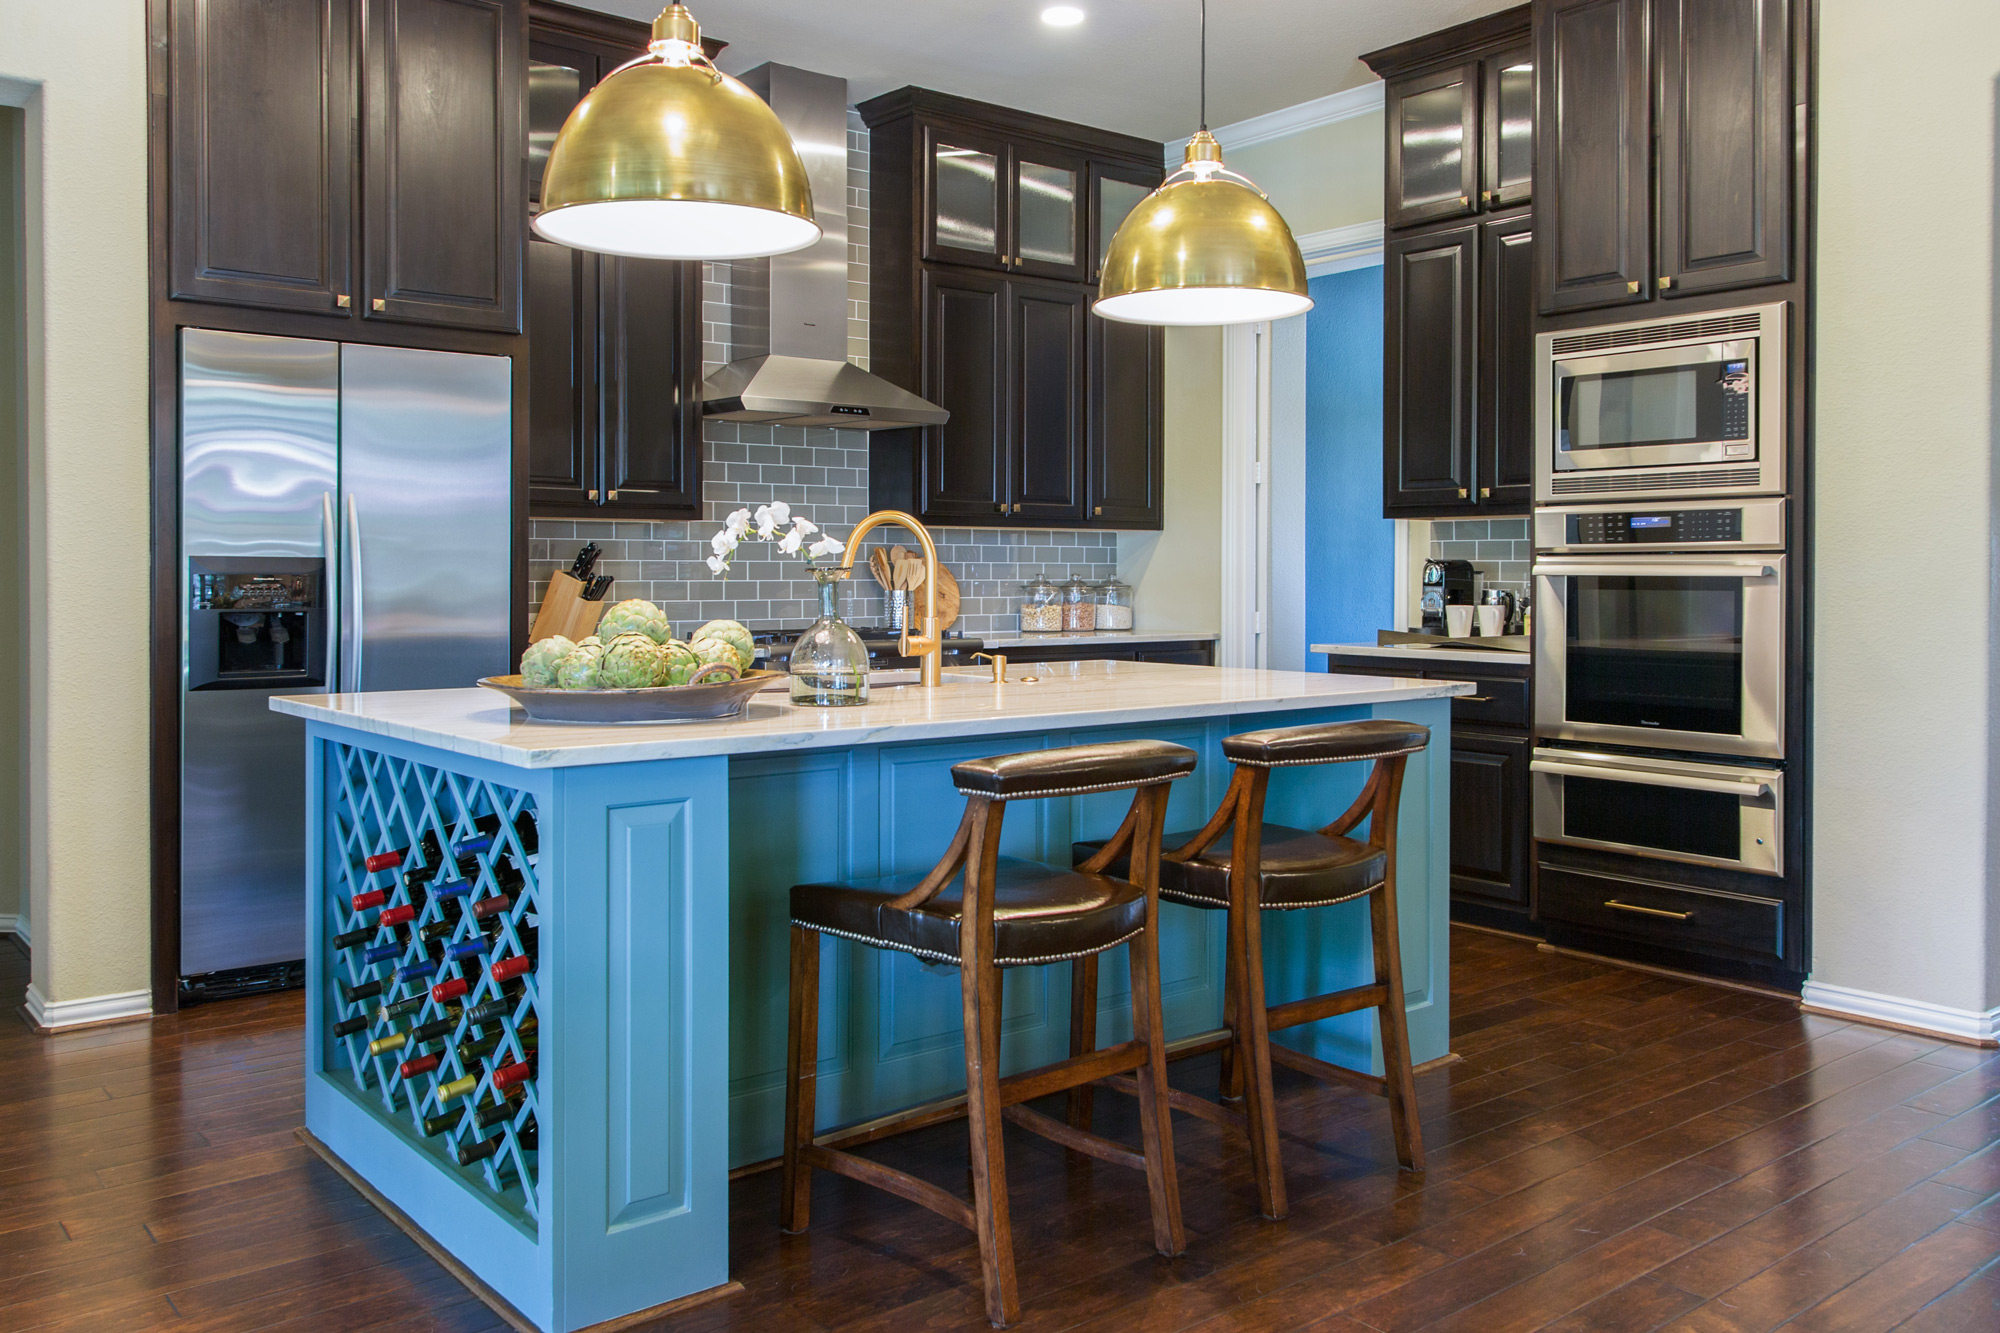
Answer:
xmin=379 ymin=903 xmax=417 ymax=927
xmin=492 ymin=1059 xmax=533 ymax=1091
xmin=351 ymin=889 xmax=388 ymax=912
xmin=399 ymin=1053 xmax=441 ymax=1079
xmin=490 ymin=954 xmax=532 ymax=983
xmin=431 ymin=976 xmax=471 ymax=1004
xmin=364 ymin=850 xmax=405 ymax=873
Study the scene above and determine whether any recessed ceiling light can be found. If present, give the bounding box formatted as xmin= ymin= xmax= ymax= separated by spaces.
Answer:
xmin=1042 ymin=6 xmax=1086 ymax=27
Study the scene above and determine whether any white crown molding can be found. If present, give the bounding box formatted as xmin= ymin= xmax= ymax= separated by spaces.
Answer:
xmin=1297 ymin=219 xmax=1386 ymax=277
xmin=1800 ymin=980 xmax=2000 ymax=1047
xmin=1163 ymin=81 xmax=1386 ymax=164
xmin=24 ymin=983 xmax=151 ymax=1032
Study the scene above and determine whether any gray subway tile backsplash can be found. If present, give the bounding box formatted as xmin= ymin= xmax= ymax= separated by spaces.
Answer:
xmin=1430 ymin=517 xmax=1531 ymax=603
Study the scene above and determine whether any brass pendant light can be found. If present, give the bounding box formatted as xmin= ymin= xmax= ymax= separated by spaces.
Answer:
xmin=1095 ymin=1 xmax=1312 ymax=326
xmin=533 ymin=4 xmax=821 ymax=260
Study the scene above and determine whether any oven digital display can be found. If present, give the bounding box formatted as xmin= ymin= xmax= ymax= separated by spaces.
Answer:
xmin=1629 ymin=516 xmax=1671 ymax=529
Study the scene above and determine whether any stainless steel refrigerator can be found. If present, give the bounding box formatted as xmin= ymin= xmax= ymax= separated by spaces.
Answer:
xmin=180 ymin=329 xmax=512 ymax=986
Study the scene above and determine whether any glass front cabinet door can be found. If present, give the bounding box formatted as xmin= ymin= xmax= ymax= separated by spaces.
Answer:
xmin=923 ymin=124 xmax=1084 ymax=281
xmin=1387 ymin=61 xmax=1481 ymax=228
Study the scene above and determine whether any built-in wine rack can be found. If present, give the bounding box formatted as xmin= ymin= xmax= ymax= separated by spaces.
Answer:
xmin=324 ymin=741 xmax=543 ymax=1225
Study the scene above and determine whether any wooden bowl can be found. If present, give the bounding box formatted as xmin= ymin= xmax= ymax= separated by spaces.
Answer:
xmin=477 ymin=670 xmax=782 ymax=724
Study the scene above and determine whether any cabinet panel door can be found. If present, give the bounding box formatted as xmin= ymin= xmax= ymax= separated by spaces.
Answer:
xmin=1088 ymin=310 xmax=1162 ymax=527
xmin=1009 ymin=145 xmax=1086 ymax=282
xmin=1386 ymin=63 xmax=1480 ymax=229
xmin=921 ymin=266 xmax=1009 ymax=519
xmin=600 ymin=258 xmax=702 ymax=515
xmin=169 ymin=0 xmax=353 ymax=313
xmin=1009 ymin=279 xmax=1087 ymax=523
xmin=1450 ymin=729 xmax=1530 ymax=910
xmin=1480 ymin=214 xmax=1535 ymax=507
xmin=1656 ymin=0 xmax=1791 ymax=296
xmin=922 ymin=123 xmax=1010 ymax=272
xmin=1536 ymin=0 xmax=1651 ymax=313
xmin=361 ymin=0 xmax=524 ymax=331
xmin=526 ymin=235 xmax=594 ymax=505
xmin=1482 ymin=47 xmax=1535 ymax=209
xmin=1384 ymin=225 xmax=1478 ymax=514
xmin=1088 ymin=162 xmax=1159 ymax=287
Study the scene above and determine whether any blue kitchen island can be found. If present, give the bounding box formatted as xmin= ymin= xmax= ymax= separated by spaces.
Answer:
xmin=274 ymin=660 xmax=1467 ymax=1332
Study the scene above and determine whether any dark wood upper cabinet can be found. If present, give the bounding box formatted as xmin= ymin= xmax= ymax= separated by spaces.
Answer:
xmin=1384 ymin=224 xmax=1479 ymax=515
xmin=1480 ymin=214 xmax=1535 ymax=506
xmin=863 ymin=86 xmax=1163 ymax=529
xmin=600 ymin=257 xmax=702 ymax=511
xmin=360 ymin=0 xmax=524 ymax=332
xmin=1536 ymin=0 xmax=1652 ymax=313
xmin=1386 ymin=63 xmax=1482 ymax=229
xmin=1655 ymin=0 xmax=1791 ymax=296
xmin=169 ymin=0 xmax=354 ymax=313
xmin=1482 ymin=46 xmax=1535 ymax=209
xmin=1008 ymin=278 xmax=1087 ymax=523
xmin=921 ymin=265 xmax=1010 ymax=520
xmin=526 ymin=234 xmax=590 ymax=500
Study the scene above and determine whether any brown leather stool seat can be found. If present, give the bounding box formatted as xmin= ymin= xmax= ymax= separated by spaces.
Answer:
xmin=1075 ymin=825 xmax=1386 ymax=911
xmin=791 ymin=857 xmax=1145 ymax=967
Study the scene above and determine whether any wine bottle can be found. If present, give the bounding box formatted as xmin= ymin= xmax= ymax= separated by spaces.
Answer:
xmin=445 ymin=936 xmax=492 ymax=963
xmin=350 ymin=888 xmax=389 ymax=912
xmin=457 ymin=1114 xmax=538 ymax=1166
xmin=375 ymin=994 xmax=425 ymax=1024
xmin=452 ymin=812 xmax=538 ymax=860
xmin=455 ymin=1017 xmax=538 ymax=1065
xmin=422 ymin=1107 xmax=463 ymax=1137
xmin=398 ymin=1052 xmax=442 ymax=1079
xmin=391 ymin=954 xmax=443 ymax=986
xmin=464 ymin=994 xmax=519 ymax=1026
xmin=430 ymin=974 xmax=471 ymax=1004
xmin=362 ymin=941 xmax=404 ymax=966
xmin=470 ymin=893 xmax=514 ymax=922
xmin=333 ymin=925 xmax=373 ymax=950
xmin=490 ymin=953 xmax=533 ymax=983
xmin=410 ymin=1014 xmax=459 ymax=1044
xmin=367 ymin=1031 xmax=409 ymax=1057
xmin=332 ymin=1014 xmax=371 ymax=1038
xmin=340 ymin=978 xmax=384 ymax=1005
xmin=436 ymin=1073 xmax=480 ymax=1105
xmin=492 ymin=1057 xmax=535 ymax=1092
xmin=362 ymin=829 xmax=443 ymax=878
xmin=473 ymin=1088 xmax=525 ymax=1129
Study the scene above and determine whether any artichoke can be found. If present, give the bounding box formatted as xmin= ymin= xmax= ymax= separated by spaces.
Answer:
xmin=692 ymin=619 xmax=755 ymax=671
xmin=595 ymin=598 xmax=675 ymax=645
xmin=520 ymin=635 xmax=574 ymax=688
xmin=599 ymin=633 xmax=670 ymax=689
xmin=687 ymin=636 xmax=740 ymax=675
xmin=553 ymin=636 xmax=606 ymax=690
xmin=656 ymin=640 xmax=700 ymax=686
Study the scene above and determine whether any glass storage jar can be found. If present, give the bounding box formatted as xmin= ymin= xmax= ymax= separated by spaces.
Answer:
xmin=789 ymin=578 xmax=870 ymax=706
xmin=1094 ymin=578 xmax=1134 ymax=631
xmin=1061 ymin=576 xmax=1097 ymax=633
xmin=1019 ymin=577 xmax=1062 ymax=632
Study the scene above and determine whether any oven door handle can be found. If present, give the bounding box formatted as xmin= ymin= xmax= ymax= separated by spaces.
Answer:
xmin=1532 ymin=559 xmax=1778 ymax=579
xmin=1531 ymin=758 xmax=1771 ymax=798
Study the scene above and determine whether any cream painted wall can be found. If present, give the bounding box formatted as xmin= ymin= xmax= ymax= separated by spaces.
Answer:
xmin=0 ymin=0 xmax=152 ymax=1003
xmin=1223 ymin=110 xmax=1384 ymax=237
xmin=1121 ymin=327 xmax=1223 ymax=633
xmin=0 ymin=105 xmax=24 ymax=932
xmin=1812 ymin=0 xmax=2000 ymax=1014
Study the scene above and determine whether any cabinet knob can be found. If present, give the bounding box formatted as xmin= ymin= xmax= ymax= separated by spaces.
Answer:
xmin=1012 ymin=503 xmax=1022 ymax=513
xmin=335 ymin=294 xmax=351 ymax=309
xmin=607 ymin=489 xmax=619 ymax=501
xmin=372 ymin=297 xmax=387 ymax=311
xmin=1457 ymin=487 xmax=1469 ymax=499
xmin=1480 ymin=189 xmax=1492 ymax=206
xmin=1625 ymin=281 xmax=1641 ymax=294
xmin=587 ymin=489 xmax=599 ymax=502
xmin=1658 ymin=276 xmax=1674 ymax=290
xmin=1458 ymin=195 xmax=1469 ymax=207
xmin=1093 ymin=505 xmax=1102 ymax=516
xmin=1479 ymin=486 xmax=1491 ymax=499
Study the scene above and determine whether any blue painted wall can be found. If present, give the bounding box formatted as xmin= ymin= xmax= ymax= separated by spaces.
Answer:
xmin=1304 ymin=266 xmax=1395 ymax=653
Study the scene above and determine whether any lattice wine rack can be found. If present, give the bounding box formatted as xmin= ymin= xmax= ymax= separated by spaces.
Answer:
xmin=323 ymin=741 xmax=543 ymax=1225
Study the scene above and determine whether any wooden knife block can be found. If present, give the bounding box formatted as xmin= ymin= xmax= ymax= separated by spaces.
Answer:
xmin=530 ymin=571 xmax=608 ymax=644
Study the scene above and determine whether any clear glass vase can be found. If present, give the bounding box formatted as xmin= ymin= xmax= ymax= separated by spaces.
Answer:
xmin=789 ymin=578 xmax=870 ymax=707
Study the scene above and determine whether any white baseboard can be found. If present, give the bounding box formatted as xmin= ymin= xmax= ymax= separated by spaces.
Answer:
xmin=0 ymin=913 xmax=23 ymax=940
xmin=1801 ymin=980 xmax=2000 ymax=1046
xmin=23 ymin=983 xmax=152 ymax=1031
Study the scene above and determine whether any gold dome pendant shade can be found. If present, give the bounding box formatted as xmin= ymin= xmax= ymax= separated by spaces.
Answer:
xmin=532 ymin=4 xmax=821 ymax=261
xmin=1094 ymin=132 xmax=1312 ymax=326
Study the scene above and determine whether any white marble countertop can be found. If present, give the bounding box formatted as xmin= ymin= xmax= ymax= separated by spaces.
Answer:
xmin=272 ymin=661 xmax=1467 ymax=769
xmin=972 ymin=630 xmax=1220 ymax=649
xmin=1314 ymin=641 xmax=1531 ymax=668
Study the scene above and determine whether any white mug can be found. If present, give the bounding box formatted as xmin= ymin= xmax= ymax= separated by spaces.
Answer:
xmin=1446 ymin=605 xmax=1474 ymax=638
xmin=1477 ymin=605 xmax=1505 ymax=637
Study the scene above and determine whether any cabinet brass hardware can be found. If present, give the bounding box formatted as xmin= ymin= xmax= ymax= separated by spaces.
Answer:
xmin=1625 ymin=281 xmax=1640 ymax=294
xmin=607 ymin=489 xmax=618 ymax=501
xmin=1658 ymin=276 xmax=1674 ymax=290
xmin=1604 ymin=899 xmax=1692 ymax=921
xmin=1459 ymin=695 xmax=1492 ymax=703
xmin=372 ymin=297 xmax=387 ymax=311
xmin=1481 ymin=189 xmax=1492 ymax=205
xmin=587 ymin=489 xmax=599 ymax=502
xmin=1480 ymin=486 xmax=1491 ymax=499
xmin=1012 ymin=503 xmax=1022 ymax=513
xmin=336 ymin=294 xmax=351 ymax=308
xmin=995 ymin=503 xmax=1006 ymax=513
xmin=1093 ymin=505 xmax=1102 ymax=516
xmin=1458 ymin=194 xmax=1469 ymax=207
xmin=1457 ymin=487 xmax=1468 ymax=499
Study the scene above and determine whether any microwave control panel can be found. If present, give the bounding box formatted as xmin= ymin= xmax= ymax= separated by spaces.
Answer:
xmin=1566 ymin=508 xmax=1744 ymax=544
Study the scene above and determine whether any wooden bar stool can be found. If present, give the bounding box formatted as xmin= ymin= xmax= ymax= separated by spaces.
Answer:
xmin=1072 ymin=719 xmax=1430 ymax=1221
xmin=781 ymin=739 xmax=1197 ymax=1327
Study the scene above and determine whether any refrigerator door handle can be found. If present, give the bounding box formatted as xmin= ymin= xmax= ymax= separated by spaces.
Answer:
xmin=321 ymin=493 xmax=338 ymax=690
xmin=346 ymin=493 xmax=364 ymax=693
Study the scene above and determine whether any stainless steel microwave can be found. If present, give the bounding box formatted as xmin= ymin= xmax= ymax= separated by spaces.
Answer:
xmin=1535 ymin=301 xmax=1787 ymax=504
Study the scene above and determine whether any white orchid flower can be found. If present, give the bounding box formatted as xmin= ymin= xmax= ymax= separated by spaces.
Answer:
xmin=753 ymin=500 xmax=791 ymax=539
xmin=710 ymin=528 xmax=738 ymax=555
xmin=790 ymin=515 xmax=820 ymax=536
xmin=776 ymin=527 xmax=806 ymax=555
xmin=705 ymin=553 xmax=729 ymax=575
xmin=724 ymin=507 xmax=752 ymax=535
xmin=808 ymin=534 xmax=845 ymax=558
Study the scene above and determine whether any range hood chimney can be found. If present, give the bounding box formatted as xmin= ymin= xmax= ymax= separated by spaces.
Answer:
xmin=700 ymin=64 xmax=947 ymax=431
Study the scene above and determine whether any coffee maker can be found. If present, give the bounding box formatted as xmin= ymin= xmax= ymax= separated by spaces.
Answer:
xmin=1420 ymin=559 xmax=1480 ymax=631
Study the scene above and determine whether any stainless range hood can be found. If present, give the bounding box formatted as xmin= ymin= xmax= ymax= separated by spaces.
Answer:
xmin=701 ymin=64 xmax=947 ymax=431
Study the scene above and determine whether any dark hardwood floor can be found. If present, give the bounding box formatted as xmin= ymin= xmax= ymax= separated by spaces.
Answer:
xmin=5 ymin=927 xmax=1999 ymax=1331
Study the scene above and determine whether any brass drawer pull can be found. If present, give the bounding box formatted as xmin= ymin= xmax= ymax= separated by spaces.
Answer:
xmin=1605 ymin=899 xmax=1691 ymax=921
xmin=1458 ymin=695 xmax=1492 ymax=703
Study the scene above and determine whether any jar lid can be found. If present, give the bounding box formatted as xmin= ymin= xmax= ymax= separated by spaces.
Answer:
xmin=1063 ymin=575 xmax=1094 ymax=589
xmin=1022 ymin=576 xmax=1057 ymax=591
xmin=1098 ymin=577 xmax=1130 ymax=592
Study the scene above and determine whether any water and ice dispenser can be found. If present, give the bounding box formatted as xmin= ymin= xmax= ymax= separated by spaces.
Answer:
xmin=187 ymin=557 xmax=327 ymax=690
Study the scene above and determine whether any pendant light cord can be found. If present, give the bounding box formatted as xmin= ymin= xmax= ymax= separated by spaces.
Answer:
xmin=1199 ymin=0 xmax=1208 ymax=131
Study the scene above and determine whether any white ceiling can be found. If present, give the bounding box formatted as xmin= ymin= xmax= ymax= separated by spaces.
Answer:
xmin=580 ymin=1 xmax=1522 ymax=142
